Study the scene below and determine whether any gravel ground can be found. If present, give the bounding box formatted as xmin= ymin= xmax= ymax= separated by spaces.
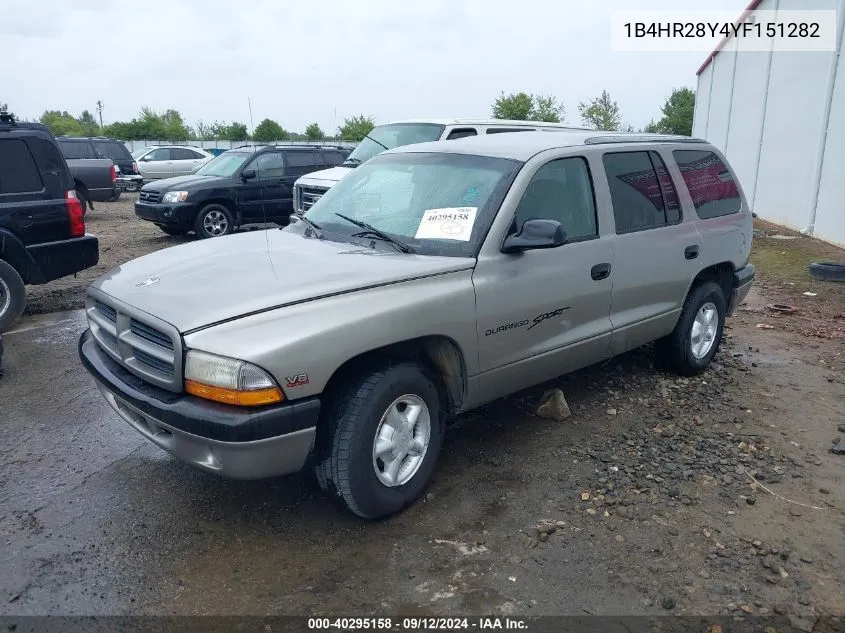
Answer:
xmin=6 ymin=207 xmax=845 ymax=623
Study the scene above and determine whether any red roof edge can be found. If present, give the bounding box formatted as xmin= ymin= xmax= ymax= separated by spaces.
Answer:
xmin=696 ymin=0 xmax=765 ymax=75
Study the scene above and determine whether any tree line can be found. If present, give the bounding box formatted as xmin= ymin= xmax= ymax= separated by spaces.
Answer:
xmin=15 ymin=87 xmax=693 ymax=143
xmin=33 ymin=108 xmax=377 ymax=142
xmin=491 ymin=87 xmax=696 ymax=136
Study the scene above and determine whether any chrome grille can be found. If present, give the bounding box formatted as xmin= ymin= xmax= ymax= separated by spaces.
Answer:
xmin=86 ymin=292 xmax=182 ymax=392
xmin=298 ymin=186 xmax=328 ymax=212
xmin=139 ymin=190 xmax=161 ymax=204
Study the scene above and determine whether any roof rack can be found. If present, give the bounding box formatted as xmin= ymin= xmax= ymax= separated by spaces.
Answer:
xmin=0 ymin=112 xmax=16 ymax=125
xmin=584 ymin=134 xmax=705 ymax=145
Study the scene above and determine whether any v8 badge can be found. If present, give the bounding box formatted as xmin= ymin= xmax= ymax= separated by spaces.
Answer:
xmin=285 ymin=373 xmax=309 ymax=388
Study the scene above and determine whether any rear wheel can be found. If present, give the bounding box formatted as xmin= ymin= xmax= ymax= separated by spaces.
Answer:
xmin=77 ymin=189 xmax=90 ymax=216
xmin=194 ymin=204 xmax=234 ymax=239
xmin=0 ymin=259 xmax=26 ymax=332
xmin=315 ymin=362 xmax=444 ymax=519
xmin=656 ymin=281 xmax=726 ymax=376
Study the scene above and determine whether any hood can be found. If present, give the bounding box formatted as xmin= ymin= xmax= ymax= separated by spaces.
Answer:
xmin=295 ymin=166 xmax=353 ymax=189
xmin=91 ymin=230 xmax=474 ymax=333
xmin=142 ymin=174 xmax=224 ymax=191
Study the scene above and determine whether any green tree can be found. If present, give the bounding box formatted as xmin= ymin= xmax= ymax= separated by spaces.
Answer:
xmin=578 ymin=90 xmax=621 ymax=131
xmin=195 ymin=120 xmax=212 ymax=140
xmin=305 ymin=122 xmax=324 ymax=141
xmin=530 ymin=94 xmax=565 ymax=123
xmin=492 ymin=92 xmax=534 ymax=120
xmin=210 ymin=121 xmax=250 ymax=141
xmin=491 ymin=92 xmax=565 ymax=122
xmin=338 ymin=114 xmax=375 ymax=141
xmin=39 ymin=110 xmax=83 ymax=136
xmin=252 ymin=118 xmax=287 ymax=142
xmin=78 ymin=110 xmax=100 ymax=136
xmin=647 ymin=87 xmax=696 ymax=136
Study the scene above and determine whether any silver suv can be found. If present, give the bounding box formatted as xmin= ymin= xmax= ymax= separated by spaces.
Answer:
xmin=79 ymin=131 xmax=754 ymax=519
xmin=132 ymin=145 xmax=213 ymax=180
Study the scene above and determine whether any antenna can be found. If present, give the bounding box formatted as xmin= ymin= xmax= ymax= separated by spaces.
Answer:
xmin=96 ymin=100 xmax=104 ymax=131
xmin=248 ymin=97 xmax=255 ymax=142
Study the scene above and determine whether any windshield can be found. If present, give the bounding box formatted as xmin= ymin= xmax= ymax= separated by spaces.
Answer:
xmin=194 ymin=152 xmax=250 ymax=177
xmin=344 ymin=123 xmax=445 ymax=166
xmin=131 ymin=147 xmax=150 ymax=159
xmin=303 ymin=152 xmax=520 ymax=257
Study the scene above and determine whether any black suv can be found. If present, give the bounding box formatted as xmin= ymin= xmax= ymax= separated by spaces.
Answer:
xmin=135 ymin=144 xmax=350 ymax=238
xmin=0 ymin=114 xmax=99 ymax=330
xmin=57 ymin=136 xmax=143 ymax=191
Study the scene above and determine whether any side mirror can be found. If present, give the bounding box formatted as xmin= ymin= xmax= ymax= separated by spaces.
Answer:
xmin=241 ymin=169 xmax=256 ymax=181
xmin=140 ymin=155 xmax=151 ymax=162
xmin=501 ymin=219 xmax=566 ymax=253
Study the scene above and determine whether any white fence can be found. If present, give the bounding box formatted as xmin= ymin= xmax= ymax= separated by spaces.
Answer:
xmin=122 ymin=139 xmax=358 ymax=153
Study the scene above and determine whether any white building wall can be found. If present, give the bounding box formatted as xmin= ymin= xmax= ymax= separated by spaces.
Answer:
xmin=693 ymin=0 xmax=845 ymax=244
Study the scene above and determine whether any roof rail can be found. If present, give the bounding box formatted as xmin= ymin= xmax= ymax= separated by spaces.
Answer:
xmin=583 ymin=135 xmax=705 ymax=145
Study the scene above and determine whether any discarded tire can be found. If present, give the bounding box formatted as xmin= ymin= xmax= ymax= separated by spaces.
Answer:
xmin=809 ymin=261 xmax=845 ymax=282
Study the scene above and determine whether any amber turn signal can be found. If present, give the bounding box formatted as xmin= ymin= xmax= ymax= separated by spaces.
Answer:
xmin=185 ymin=379 xmax=283 ymax=407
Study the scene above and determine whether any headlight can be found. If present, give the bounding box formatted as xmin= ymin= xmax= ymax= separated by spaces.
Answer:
xmin=162 ymin=191 xmax=189 ymax=203
xmin=184 ymin=350 xmax=283 ymax=406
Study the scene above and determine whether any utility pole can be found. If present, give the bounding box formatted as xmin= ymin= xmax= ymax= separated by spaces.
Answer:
xmin=95 ymin=100 xmax=104 ymax=131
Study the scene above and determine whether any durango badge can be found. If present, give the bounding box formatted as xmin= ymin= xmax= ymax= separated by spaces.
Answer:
xmin=135 ymin=277 xmax=160 ymax=288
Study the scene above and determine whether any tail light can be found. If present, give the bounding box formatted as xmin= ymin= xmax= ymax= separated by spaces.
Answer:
xmin=66 ymin=190 xmax=85 ymax=237
xmin=132 ymin=161 xmax=139 ymax=174
xmin=109 ymin=164 xmax=117 ymax=184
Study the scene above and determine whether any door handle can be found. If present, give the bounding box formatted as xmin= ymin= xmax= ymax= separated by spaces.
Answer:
xmin=684 ymin=245 xmax=700 ymax=260
xmin=591 ymin=263 xmax=611 ymax=281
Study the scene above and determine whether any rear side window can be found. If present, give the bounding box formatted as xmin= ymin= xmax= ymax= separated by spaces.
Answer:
xmin=486 ymin=128 xmax=533 ymax=134
xmin=0 ymin=139 xmax=44 ymax=194
xmin=446 ymin=128 xmax=477 ymax=140
xmin=673 ymin=150 xmax=741 ymax=219
xmin=321 ymin=151 xmax=345 ymax=166
xmin=58 ymin=140 xmax=95 ymax=159
xmin=93 ymin=141 xmax=132 ymax=161
xmin=603 ymin=151 xmax=679 ymax=233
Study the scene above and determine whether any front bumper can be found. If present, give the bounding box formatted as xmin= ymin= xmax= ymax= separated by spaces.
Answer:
xmin=728 ymin=264 xmax=755 ymax=315
xmin=79 ymin=330 xmax=319 ymax=479
xmin=25 ymin=234 xmax=99 ymax=284
xmin=135 ymin=201 xmax=197 ymax=229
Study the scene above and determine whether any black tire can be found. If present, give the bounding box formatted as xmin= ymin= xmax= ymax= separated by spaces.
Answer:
xmin=0 ymin=259 xmax=26 ymax=332
xmin=315 ymin=362 xmax=444 ymax=519
xmin=809 ymin=261 xmax=845 ymax=282
xmin=77 ymin=189 xmax=90 ymax=216
xmin=194 ymin=204 xmax=234 ymax=239
xmin=656 ymin=281 xmax=726 ymax=376
xmin=157 ymin=225 xmax=188 ymax=236
xmin=110 ymin=189 xmax=121 ymax=202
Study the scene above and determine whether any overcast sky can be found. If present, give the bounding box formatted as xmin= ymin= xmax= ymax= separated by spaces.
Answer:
xmin=1 ymin=0 xmax=745 ymax=133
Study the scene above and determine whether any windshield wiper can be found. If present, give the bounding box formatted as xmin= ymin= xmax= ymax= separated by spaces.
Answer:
xmin=363 ymin=134 xmax=389 ymax=151
xmin=341 ymin=157 xmax=362 ymax=167
xmin=333 ymin=213 xmax=412 ymax=254
xmin=289 ymin=213 xmax=323 ymax=238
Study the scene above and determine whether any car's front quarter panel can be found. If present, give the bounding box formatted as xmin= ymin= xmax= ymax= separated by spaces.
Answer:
xmin=182 ymin=269 xmax=479 ymax=401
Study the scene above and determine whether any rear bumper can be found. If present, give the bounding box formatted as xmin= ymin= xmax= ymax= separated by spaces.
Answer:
xmin=728 ymin=264 xmax=755 ymax=315
xmin=25 ymin=234 xmax=99 ymax=284
xmin=135 ymin=201 xmax=198 ymax=229
xmin=79 ymin=330 xmax=320 ymax=479
xmin=116 ymin=175 xmax=143 ymax=191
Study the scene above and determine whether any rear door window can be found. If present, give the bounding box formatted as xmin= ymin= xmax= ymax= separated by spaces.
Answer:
xmin=603 ymin=151 xmax=670 ymax=233
xmin=672 ymin=150 xmax=741 ymax=219
xmin=321 ymin=151 xmax=346 ymax=166
xmin=93 ymin=141 xmax=132 ymax=161
xmin=284 ymin=151 xmax=317 ymax=176
xmin=171 ymin=148 xmax=199 ymax=160
xmin=58 ymin=140 xmax=95 ymax=159
xmin=0 ymin=139 xmax=44 ymax=194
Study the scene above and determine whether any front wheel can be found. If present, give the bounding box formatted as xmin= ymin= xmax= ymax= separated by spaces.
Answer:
xmin=194 ymin=204 xmax=234 ymax=239
xmin=656 ymin=281 xmax=726 ymax=376
xmin=315 ymin=363 xmax=444 ymax=519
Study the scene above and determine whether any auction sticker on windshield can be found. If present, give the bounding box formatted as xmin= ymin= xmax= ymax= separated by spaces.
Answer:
xmin=415 ymin=207 xmax=477 ymax=241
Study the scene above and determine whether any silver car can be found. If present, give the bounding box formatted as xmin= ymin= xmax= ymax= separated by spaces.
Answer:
xmin=132 ymin=145 xmax=213 ymax=180
xmin=79 ymin=131 xmax=754 ymax=519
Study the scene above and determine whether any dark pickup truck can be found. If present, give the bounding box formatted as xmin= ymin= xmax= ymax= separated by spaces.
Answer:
xmin=0 ymin=114 xmax=99 ymax=330
xmin=57 ymin=137 xmax=124 ymax=211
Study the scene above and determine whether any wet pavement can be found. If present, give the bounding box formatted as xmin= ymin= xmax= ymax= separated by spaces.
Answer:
xmin=0 ymin=311 xmax=645 ymax=616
